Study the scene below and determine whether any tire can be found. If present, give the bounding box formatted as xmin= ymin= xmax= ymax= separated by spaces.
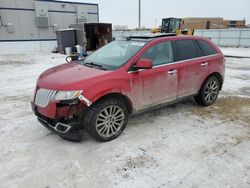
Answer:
xmin=84 ymin=97 xmax=128 ymax=142
xmin=195 ymin=76 xmax=220 ymax=106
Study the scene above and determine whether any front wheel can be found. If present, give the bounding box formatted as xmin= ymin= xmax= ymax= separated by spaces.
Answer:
xmin=195 ymin=76 xmax=220 ymax=106
xmin=84 ymin=98 xmax=128 ymax=142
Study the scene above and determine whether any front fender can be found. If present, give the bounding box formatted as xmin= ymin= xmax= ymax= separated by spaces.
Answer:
xmin=80 ymin=78 xmax=133 ymax=107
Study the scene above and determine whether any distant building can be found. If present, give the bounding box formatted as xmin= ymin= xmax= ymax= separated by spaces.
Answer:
xmin=181 ymin=17 xmax=246 ymax=30
xmin=0 ymin=0 xmax=99 ymax=53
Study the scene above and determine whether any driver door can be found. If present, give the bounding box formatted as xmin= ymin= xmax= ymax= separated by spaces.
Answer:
xmin=129 ymin=41 xmax=179 ymax=110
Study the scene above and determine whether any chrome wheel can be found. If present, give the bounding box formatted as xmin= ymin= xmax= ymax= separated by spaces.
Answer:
xmin=95 ymin=105 xmax=125 ymax=138
xmin=204 ymin=80 xmax=219 ymax=103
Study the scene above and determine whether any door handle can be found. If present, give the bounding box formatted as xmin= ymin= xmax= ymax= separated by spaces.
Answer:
xmin=168 ymin=70 xmax=177 ymax=75
xmin=200 ymin=62 xmax=208 ymax=68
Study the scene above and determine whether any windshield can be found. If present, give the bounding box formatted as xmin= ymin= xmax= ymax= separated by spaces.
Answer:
xmin=84 ymin=40 xmax=146 ymax=70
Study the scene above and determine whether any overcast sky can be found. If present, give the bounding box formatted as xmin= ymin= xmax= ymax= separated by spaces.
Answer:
xmin=62 ymin=0 xmax=250 ymax=28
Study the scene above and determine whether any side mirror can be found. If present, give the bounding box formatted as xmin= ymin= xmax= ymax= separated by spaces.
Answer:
xmin=135 ymin=58 xmax=153 ymax=70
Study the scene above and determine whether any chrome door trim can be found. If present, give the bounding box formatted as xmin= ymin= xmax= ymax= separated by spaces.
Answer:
xmin=168 ymin=69 xmax=177 ymax=75
xmin=200 ymin=62 xmax=209 ymax=67
xmin=127 ymin=54 xmax=218 ymax=74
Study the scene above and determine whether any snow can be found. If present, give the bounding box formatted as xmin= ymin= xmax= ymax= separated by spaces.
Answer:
xmin=221 ymin=58 xmax=250 ymax=97
xmin=0 ymin=48 xmax=250 ymax=187
xmin=221 ymin=47 xmax=250 ymax=57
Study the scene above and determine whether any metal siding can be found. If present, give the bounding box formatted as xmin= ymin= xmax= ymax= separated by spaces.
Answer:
xmin=0 ymin=0 xmax=17 ymax=8
xmin=0 ymin=0 xmax=98 ymax=41
xmin=0 ymin=9 xmax=28 ymax=40
xmin=47 ymin=1 xmax=77 ymax=12
xmin=36 ymin=0 xmax=98 ymax=6
xmin=15 ymin=0 xmax=35 ymax=9
xmin=18 ymin=11 xmax=40 ymax=40
xmin=0 ymin=0 xmax=35 ymax=9
xmin=87 ymin=5 xmax=98 ymax=13
xmin=87 ymin=14 xmax=98 ymax=23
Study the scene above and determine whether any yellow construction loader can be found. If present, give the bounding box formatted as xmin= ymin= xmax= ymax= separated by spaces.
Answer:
xmin=152 ymin=17 xmax=194 ymax=35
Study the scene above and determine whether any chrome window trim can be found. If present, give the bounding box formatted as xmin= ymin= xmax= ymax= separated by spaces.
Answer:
xmin=153 ymin=53 xmax=218 ymax=68
xmin=127 ymin=53 xmax=218 ymax=74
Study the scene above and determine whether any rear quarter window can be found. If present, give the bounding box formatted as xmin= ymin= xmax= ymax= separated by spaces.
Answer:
xmin=196 ymin=40 xmax=217 ymax=56
xmin=174 ymin=39 xmax=200 ymax=61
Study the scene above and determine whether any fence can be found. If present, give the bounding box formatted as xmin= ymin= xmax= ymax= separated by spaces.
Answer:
xmin=113 ymin=29 xmax=250 ymax=47
xmin=194 ymin=29 xmax=250 ymax=47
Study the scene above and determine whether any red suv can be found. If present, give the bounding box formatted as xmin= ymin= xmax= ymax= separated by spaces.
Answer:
xmin=31 ymin=34 xmax=225 ymax=142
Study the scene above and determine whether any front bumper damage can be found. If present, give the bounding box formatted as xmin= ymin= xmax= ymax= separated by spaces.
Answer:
xmin=31 ymin=101 xmax=85 ymax=142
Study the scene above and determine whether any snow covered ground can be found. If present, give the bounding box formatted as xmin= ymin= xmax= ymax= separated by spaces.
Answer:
xmin=221 ymin=47 xmax=250 ymax=58
xmin=0 ymin=48 xmax=249 ymax=188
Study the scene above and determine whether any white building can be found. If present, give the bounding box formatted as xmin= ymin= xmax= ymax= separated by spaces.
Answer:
xmin=0 ymin=0 xmax=99 ymax=53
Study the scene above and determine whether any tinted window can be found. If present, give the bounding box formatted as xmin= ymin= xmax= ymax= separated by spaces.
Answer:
xmin=197 ymin=40 xmax=217 ymax=56
xmin=141 ymin=41 xmax=173 ymax=66
xmin=174 ymin=40 xmax=198 ymax=61
xmin=194 ymin=40 xmax=203 ymax=57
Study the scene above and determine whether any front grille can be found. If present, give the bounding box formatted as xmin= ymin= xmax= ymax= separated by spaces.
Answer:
xmin=35 ymin=88 xmax=57 ymax=108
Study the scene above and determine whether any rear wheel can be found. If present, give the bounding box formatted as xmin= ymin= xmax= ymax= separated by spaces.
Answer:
xmin=195 ymin=76 xmax=220 ymax=106
xmin=84 ymin=98 xmax=128 ymax=142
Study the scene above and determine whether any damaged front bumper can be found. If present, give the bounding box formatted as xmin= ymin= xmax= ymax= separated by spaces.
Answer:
xmin=31 ymin=101 xmax=85 ymax=142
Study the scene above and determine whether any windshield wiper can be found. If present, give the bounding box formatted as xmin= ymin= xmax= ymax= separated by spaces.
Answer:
xmin=82 ymin=61 xmax=107 ymax=70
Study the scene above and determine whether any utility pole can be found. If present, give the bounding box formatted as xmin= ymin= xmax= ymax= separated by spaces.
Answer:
xmin=138 ymin=0 xmax=141 ymax=30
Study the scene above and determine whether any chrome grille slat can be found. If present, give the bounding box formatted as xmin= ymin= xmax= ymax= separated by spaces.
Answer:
xmin=44 ymin=91 xmax=48 ymax=105
xmin=49 ymin=90 xmax=55 ymax=101
xmin=48 ymin=91 xmax=53 ymax=103
xmin=45 ymin=90 xmax=50 ymax=104
xmin=35 ymin=88 xmax=57 ymax=108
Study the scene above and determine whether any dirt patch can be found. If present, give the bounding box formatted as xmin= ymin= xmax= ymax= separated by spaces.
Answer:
xmin=116 ymin=154 xmax=158 ymax=179
xmin=192 ymin=96 xmax=250 ymax=125
xmin=123 ymin=155 xmax=157 ymax=169
xmin=201 ymin=134 xmax=250 ymax=157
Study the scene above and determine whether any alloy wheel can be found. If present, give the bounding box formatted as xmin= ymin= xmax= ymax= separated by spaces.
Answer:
xmin=204 ymin=80 xmax=219 ymax=103
xmin=95 ymin=105 xmax=125 ymax=138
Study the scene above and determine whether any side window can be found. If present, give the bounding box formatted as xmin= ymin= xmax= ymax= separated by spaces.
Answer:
xmin=194 ymin=41 xmax=203 ymax=57
xmin=197 ymin=40 xmax=217 ymax=56
xmin=174 ymin=40 xmax=198 ymax=61
xmin=141 ymin=41 xmax=173 ymax=66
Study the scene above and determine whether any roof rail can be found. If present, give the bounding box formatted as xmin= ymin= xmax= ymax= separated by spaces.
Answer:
xmin=126 ymin=33 xmax=176 ymax=40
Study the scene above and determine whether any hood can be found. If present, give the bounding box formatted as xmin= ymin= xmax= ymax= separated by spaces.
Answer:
xmin=37 ymin=62 xmax=111 ymax=90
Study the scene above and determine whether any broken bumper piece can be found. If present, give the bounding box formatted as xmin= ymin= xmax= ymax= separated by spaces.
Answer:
xmin=38 ymin=117 xmax=84 ymax=142
xmin=31 ymin=102 xmax=84 ymax=142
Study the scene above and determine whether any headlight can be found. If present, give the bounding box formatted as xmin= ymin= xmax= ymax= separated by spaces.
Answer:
xmin=54 ymin=90 xmax=82 ymax=101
